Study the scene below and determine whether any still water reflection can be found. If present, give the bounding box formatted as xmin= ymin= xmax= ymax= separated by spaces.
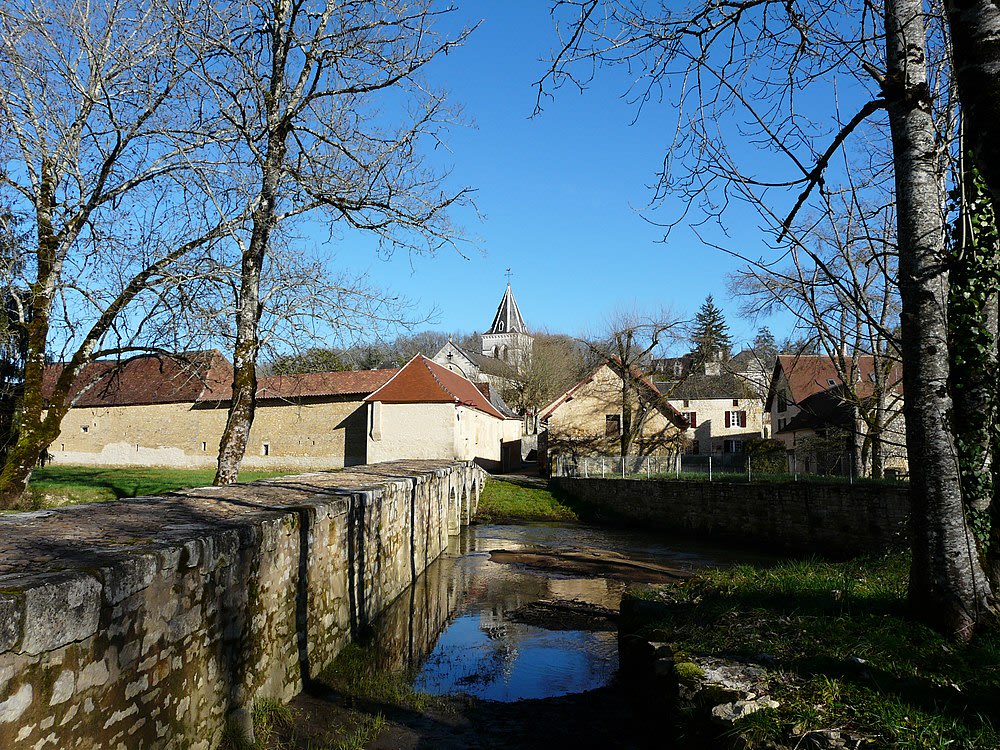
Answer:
xmin=364 ymin=522 xmax=754 ymax=703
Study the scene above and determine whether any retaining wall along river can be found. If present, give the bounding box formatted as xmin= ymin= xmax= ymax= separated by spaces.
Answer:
xmin=0 ymin=460 xmax=483 ymax=750
xmin=553 ymin=477 xmax=909 ymax=556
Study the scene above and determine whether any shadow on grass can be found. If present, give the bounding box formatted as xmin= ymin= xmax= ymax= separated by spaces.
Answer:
xmin=28 ymin=466 xmax=292 ymax=507
xmin=634 ymin=556 xmax=1000 ymax=743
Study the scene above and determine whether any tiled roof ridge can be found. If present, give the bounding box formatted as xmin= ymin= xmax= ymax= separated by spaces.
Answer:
xmin=419 ymin=355 xmax=462 ymax=404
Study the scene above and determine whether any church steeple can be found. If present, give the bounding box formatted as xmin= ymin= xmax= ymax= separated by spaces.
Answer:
xmin=482 ymin=280 xmax=532 ymax=372
xmin=486 ymin=284 xmax=527 ymax=335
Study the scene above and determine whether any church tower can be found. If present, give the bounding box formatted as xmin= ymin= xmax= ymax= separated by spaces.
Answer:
xmin=482 ymin=283 xmax=533 ymax=373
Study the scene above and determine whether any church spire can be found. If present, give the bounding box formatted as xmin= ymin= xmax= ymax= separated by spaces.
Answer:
xmin=486 ymin=283 xmax=527 ymax=335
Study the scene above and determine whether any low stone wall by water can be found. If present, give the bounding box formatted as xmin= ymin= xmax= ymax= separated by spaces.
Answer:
xmin=0 ymin=460 xmax=483 ymax=750
xmin=553 ymin=478 xmax=909 ymax=556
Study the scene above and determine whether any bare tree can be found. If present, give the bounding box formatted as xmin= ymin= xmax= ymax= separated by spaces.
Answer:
xmin=538 ymin=0 xmax=996 ymax=636
xmin=501 ymin=331 xmax=589 ymax=422
xmin=0 ymin=0 xmax=242 ymax=506
xmin=198 ymin=0 xmax=474 ymax=484
xmin=585 ymin=308 xmax=687 ymax=457
xmin=729 ymin=183 xmax=904 ymax=479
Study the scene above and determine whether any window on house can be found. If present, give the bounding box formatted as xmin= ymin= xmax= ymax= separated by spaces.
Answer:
xmin=777 ymin=392 xmax=788 ymax=412
xmin=724 ymin=439 xmax=744 ymax=454
xmin=827 ymin=378 xmax=837 ymax=387
xmin=725 ymin=410 xmax=747 ymax=428
xmin=262 ymin=443 xmax=270 ymax=456
xmin=682 ymin=411 xmax=698 ymax=428
xmin=778 ymin=417 xmax=786 ymax=430
xmin=683 ymin=399 xmax=690 ymax=407
xmin=605 ymin=414 xmax=621 ymax=438
xmin=80 ymin=425 xmax=89 ymax=434
xmin=732 ymin=398 xmax=739 ymax=406
xmin=201 ymin=442 xmax=207 ymax=452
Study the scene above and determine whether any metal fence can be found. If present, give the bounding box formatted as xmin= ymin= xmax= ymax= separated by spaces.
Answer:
xmin=550 ymin=452 xmax=758 ymax=480
xmin=550 ymin=453 xmax=674 ymax=479
xmin=549 ymin=452 xmax=882 ymax=483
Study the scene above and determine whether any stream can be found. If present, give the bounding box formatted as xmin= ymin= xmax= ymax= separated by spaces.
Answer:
xmin=286 ymin=521 xmax=771 ymax=749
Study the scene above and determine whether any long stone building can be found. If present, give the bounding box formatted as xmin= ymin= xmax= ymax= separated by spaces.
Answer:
xmin=44 ymin=350 xmax=521 ymax=471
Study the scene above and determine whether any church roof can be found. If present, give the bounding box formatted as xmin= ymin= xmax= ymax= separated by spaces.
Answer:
xmin=437 ymin=340 xmax=514 ymax=378
xmin=365 ymin=355 xmax=507 ymax=419
xmin=486 ymin=284 xmax=527 ymax=335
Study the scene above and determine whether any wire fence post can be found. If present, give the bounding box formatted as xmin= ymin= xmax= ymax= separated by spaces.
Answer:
xmin=646 ymin=457 xmax=650 ymax=479
xmin=709 ymin=455 xmax=713 ymax=482
xmin=747 ymin=454 xmax=751 ymax=482
xmin=621 ymin=456 xmax=626 ymax=478
xmin=584 ymin=458 xmax=589 ymax=478
xmin=602 ymin=457 xmax=606 ymax=478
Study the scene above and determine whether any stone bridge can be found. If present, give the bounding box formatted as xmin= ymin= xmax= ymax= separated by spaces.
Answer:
xmin=0 ymin=460 xmax=485 ymax=749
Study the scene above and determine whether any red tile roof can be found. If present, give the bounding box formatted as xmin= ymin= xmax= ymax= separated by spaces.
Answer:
xmin=256 ymin=369 xmax=398 ymax=401
xmin=365 ymin=355 xmax=507 ymax=419
xmin=43 ymin=351 xmax=234 ymax=408
xmin=765 ymin=354 xmax=903 ymax=411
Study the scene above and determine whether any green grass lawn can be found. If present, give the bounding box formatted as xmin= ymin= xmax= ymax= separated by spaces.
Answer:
xmin=475 ymin=477 xmax=577 ymax=523
xmin=627 ymin=554 xmax=1000 ymax=749
xmin=27 ymin=465 xmax=297 ymax=509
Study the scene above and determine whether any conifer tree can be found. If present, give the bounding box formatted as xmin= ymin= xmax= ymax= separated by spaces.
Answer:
xmin=753 ymin=327 xmax=777 ymax=360
xmin=690 ymin=295 xmax=732 ymax=363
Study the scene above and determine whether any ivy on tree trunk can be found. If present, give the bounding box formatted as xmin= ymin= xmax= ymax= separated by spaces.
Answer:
xmin=886 ymin=0 xmax=997 ymax=639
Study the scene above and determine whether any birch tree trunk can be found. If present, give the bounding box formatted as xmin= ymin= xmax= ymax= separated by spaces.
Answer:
xmin=886 ymin=0 xmax=996 ymax=639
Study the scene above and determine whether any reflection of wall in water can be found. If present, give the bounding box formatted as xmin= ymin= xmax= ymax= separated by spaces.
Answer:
xmin=366 ymin=528 xmax=477 ymax=673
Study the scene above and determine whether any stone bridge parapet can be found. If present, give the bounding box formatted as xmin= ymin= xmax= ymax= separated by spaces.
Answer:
xmin=0 ymin=460 xmax=484 ymax=749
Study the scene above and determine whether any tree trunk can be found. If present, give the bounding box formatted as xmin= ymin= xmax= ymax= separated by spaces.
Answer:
xmin=213 ymin=139 xmax=284 ymax=485
xmin=944 ymin=0 xmax=1000 ymax=203
xmin=213 ymin=252 xmax=263 ymax=485
xmin=887 ymin=0 xmax=996 ymax=639
xmin=0 ymin=163 xmax=60 ymax=507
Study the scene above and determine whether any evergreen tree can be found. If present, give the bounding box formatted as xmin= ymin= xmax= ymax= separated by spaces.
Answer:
xmin=752 ymin=327 xmax=778 ymax=360
xmin=689 ymin=295 xmax=732 ymax=363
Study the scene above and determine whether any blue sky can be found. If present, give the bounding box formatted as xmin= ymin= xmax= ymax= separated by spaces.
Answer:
xmin=327 ymin=1 xmax=790 ymax=350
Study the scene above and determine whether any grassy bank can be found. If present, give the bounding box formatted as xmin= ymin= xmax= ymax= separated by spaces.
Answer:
xmin=26 ymin=466 xmax=296 ymax=509
xmin=475 ymin=477 xmax=577 ymax=523
xmin=224 ymin=643 xmax=446 ymax=750
xmin=626 ymin=554 xmax=1000 ymax=749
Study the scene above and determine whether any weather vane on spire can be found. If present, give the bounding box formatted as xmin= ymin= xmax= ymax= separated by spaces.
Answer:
xmin=505 ymin=267 xmax=512 ymax=285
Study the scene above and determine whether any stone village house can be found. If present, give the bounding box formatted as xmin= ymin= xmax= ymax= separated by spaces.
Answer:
xmin=43 ymin=351 xmax=523 ymax=472
xmin=538 ymin=358 xmax=689 ymax=472
xmin=654 ymin=351 xmax=769 ymax=458
xmin=764 ymin=354 xmax=907 ymax=476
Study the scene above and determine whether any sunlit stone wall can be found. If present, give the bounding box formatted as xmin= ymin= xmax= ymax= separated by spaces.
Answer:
xmin=0 ymin=460 xmax=483 ymax=749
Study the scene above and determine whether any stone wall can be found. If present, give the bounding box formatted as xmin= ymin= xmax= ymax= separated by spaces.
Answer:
xmin=49 ymin=396 xmax=369 ymax=470
xmin=553 ymin=478 xmax=909 ymax=556
xmin=0 ymin=460 xmax=483 ymax=749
